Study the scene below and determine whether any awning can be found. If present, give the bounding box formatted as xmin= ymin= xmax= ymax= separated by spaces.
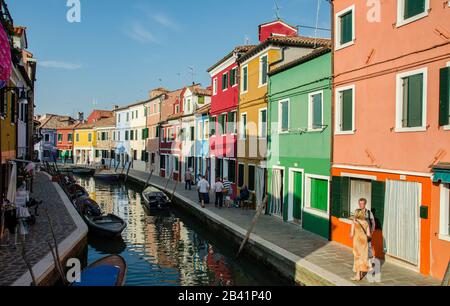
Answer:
xmin=433 ymin=164 xmax=450 ymax=184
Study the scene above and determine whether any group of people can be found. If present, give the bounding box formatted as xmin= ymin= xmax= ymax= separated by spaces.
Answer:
xmin=184 ymin=169 xmax=251 ymax=209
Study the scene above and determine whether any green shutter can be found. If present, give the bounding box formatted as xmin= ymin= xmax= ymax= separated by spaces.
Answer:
xmin=341 ymin=89 xmax=353 ymax=131
xmin=261 ymin=56 xmax=268 ymax=84
xmin=371 ymin=181 xmax=386 ymax=229
xmin=404 ymin=0 xmax=425 ymax=19
xmin=281 ymin=102 xmax=289 ymax=131
xmin=340 ymin=11 xmax=353 ymax=44
xmin=243 ymin=67 xmax=248 ymax=91
xmin=313 ymin=93 xmax=323 ymax=128
xmin=332 ymin=177 xmax=351 ymax=218
xmin=310 ymin=178 xmax=328 ymax=212
xmin=404 ymin=74 xmax=423 ymax=128
xmin=439 ymin=67 xmax=450 ymax=127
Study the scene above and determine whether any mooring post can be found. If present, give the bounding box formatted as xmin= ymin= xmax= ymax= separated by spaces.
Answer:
xmin=236 ymin=195 xmax=268 ymax=258
xmin=124 ymin=162 xmax=132 ymax=183
xmin=145 ymin=170 xmax=154 ymax=188
xmin=171 ymin=177 xmax=179 ymax=202
xmin=164 ymin=170 xmax=174 ymax=193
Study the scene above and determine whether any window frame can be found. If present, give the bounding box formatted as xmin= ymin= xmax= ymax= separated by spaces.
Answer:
xmin=258 ymin=108 xmax=268 ymax=139
xmin=396 ymin=0 xmax=430 ymax=28
xmin=278 ymin=99 xmax=290 ymax=134
xmin=335 ymin=85 xmax=356 ymax=135
xmin=259 ymin=53 xmax=269 ymax=88
xmin=304 ymin=174 xmax=331 ymax=219
xmin=213 ymin=77 xmax=218 ymax=96
xmin=395 ymin=67 xmax=428 ymax=133
xmin=241 ymin=65 xmax=249 ymax=94
xmin=335 ymin=5 xmax=355 ymax=51
xmin=238 ymin=163 xmax=245 ymax=188
xmin=240 ymin=112 xmax=248 ymax=140
xmin=443 ymin=62 xmax=450 ymax=131
xmin=248 ymin=164 xmax=256 ymax=191
xmin=222 ymin=72 xmax=229 ymax=92
xmin=439 ymin=183 xmax=450 ymax=242
xmin=230 ymin=67 xmax=238 ymax=87
xmin=308 ymin=90 xmax=325 ymax=132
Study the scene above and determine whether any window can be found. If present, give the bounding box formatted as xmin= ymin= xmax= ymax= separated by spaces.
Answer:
xmin=126 ymin=113 xmax=129 ymax=122
xmin=213 ymin=78 xmax=218 ymax=95
xmin=258 ymin=108 xmax=267 ymax=138
xmin=144 ymin=106 xmax=147 ymax=117
xmin=204 ymin=120 xmax=210 ymax=140
xmin=9 ymin=91 xmax=16 ymax=123
xmin=142 ymin=128 xmax=149 ymax=139
xmin=242 ymin=65 xmax=248 ymax=93
xmin=228 ymin=111 xmax=236 ymax=134
xmin=58 ymin=134 xmax=63 ymax=142
xmin=76 ymin=134 xmax=79 ymax=142
xmin=248 ymin=165 xmax=256 ymax=191
xmin=198 ymin=122 xmax=203 ymax=140
xmin=125 ymin=131 xmax=129 ymax=141
xmin=175 ymin=104 xmax=180 ymax=113
xmin=228 ymin=160 xmax=236 ymax=183
xmin=198 ymin=96 xmax=205 ymax=104
xmin=218 ymin=114 xmax=226 ymax=135
xmin=350 ymin=179 xmax=372 ymax=214
xmin=133 ymin=150 xmax=137 ymax=161
xmin=335 ymin=5 xmax=355 ymax=50
xmin=174 ymin=156 xmax=179 ymax=172
xmin=0 ymin=89 xmax=5 ymax=116
xmin=190 ymin=126 xmax=195 ymax=141
xmin=68 ymin=133 xmax=73 ymax=142
xmin=259 ymin=54 xmax=268 ymax=86
xmin=222 ymin=73 xmax=229 ymax=91
xmin=309 ymin=91 xmax=324 ymax=131
xmin=397 ymin=0 xmax=429 ymax=27
xmin=160 ymin=155 xmax=166 ymax=169
xmin=209 ymin=117 xmax=215 ymax=137
xmin=440 ymin=184 xmax=450 ymax=241
xmin=240 ymin=113 xmax=247 ymax=140
xmin=279 ymin=99 xmax=290 ymax=133
xmin=396 ymin=68 xmax=427 ymax=132
xmin=335 ymin=86 xmax=355 ymax=134
xmin=439 ymin=65 xmax=450 ymax=128
xmin=230 ymin=68 xmax=237 ymax=87
xmin=130 ymin=130 xmax=134 ymax=140
xmin=88 ymin=133 xmax=92 ymax=142
xmin=238 ymin=164 xmax=245 ymax=188
xmin=305 ymin=176 xmax=329 ymax=218
xmin=44 ymin=134 xmax=50 ymax=142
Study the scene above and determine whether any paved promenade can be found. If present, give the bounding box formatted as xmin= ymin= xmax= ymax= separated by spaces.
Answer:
xmin=0 ymin=172 xmax=87 ymax=286
xmin=127 ymin=169 xmax=441 ymax=286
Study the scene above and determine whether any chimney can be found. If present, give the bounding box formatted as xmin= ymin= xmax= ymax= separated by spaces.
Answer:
xmin=78 ymin=112 xmax=84 ymax=122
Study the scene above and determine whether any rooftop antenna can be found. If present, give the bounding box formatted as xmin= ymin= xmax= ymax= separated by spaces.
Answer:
xmin=244 ymin=35 xmax=250 ymax=45
xmin=273 ymin=0 xmax=281 ymax=20
xmin=314 ymin=0 xmax=321 ymax=48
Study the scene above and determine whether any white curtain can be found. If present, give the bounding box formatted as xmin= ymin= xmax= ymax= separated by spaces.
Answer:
xmin=350 ymin=179 xmax=372 ymax=213
xmin=383 ymin=180 xmax=420 ymax=265
xmin=271 ymin=169 xmax=282 ymax=216
xmin=256 ymin=167 xmax=265 ymax=208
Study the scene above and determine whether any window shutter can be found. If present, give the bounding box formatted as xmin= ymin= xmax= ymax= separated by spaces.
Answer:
xmin=371 ymin=181 xmax=386 ymax=229
xmin=313 ymin=94 xmax=322 ymax=128
xmin=10 ymin=92 xmax=16 ymax=123
xmin=331 ymin=177 xmax=351 ymax=218
xmin=404 ymin=0 xmax=425 ymax=19
xmin=0 ymin=89 xmax=5 ymax=115
xmin=406 ymin=74 xmax=423 ymax=128
xmin=439 ymin=67 xmax=450 ymax=127
xmin=340 ymin=11 xmax=353 ymax=44
xmin=342 ymin=89 xmax=353 ymax=131
xmin=282 ymin=102 xmax=289 ymax=131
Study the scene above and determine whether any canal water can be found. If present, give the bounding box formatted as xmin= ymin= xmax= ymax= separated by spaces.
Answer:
xmin=76 ymin=176 xmax=290 ymax=286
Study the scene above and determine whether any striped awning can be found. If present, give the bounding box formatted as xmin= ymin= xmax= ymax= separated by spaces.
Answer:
xmin=433 ymin=164 xmax=450 ymax=184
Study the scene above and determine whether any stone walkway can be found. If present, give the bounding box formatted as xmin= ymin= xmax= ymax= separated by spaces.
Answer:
xmin=0 ymin=172 xmax=77 ymax=286
xmin=127 ymin=169 xmax=441 ymax=286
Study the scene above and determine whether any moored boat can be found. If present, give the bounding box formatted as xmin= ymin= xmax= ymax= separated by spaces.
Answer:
xmin=72 ymin=167 xmax=95 ymax=176
xmin=142 ymin=186 xmax=171 ymax=211
xmin=66 ymin=184 xmax=89 ymax=200
xmin=72 ymin=255 xmax=127 ymax=286
xmin=94 ymin=170 xmax=121 ymax=181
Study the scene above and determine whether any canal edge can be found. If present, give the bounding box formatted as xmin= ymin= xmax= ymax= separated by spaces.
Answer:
xmin=12 ymin=172 xmax=89 ymax=286
xmin=127 ymin=173 xmax=355 ymax=287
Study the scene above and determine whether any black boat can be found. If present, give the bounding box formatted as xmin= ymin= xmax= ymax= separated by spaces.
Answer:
xmin=142 ymin=186 xmax=171 ymax=211
xmin=66 ymin=184 xmax=89 ymax=200
xmin=75 ymin=198 xmax=127 ymax=238
xmin=72 ymin=167 xmax=96 ymax=176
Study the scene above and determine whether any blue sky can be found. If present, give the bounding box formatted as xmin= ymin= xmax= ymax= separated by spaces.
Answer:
xmin=8 ymin=0 xmax=331 ymax=117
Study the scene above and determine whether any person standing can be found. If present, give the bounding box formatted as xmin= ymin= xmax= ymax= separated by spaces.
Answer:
xmin=222 ymin=177 xmax=232 ymax=208
xmin=350 ymin=209 xmax=372 ymax=281
xmin=197 ymin=175 xmax=210 ymax=208
xmin=357 ymin=198 xmax=376 ymax=261
xmin=214 ymin=178 xmax=224 ymax=208
xmin=185 ymin=168 xmax=193 ymax=190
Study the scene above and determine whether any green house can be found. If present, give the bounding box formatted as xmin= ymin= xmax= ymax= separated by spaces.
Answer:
xmin=267 ymin=48 xmax=332 ymax=239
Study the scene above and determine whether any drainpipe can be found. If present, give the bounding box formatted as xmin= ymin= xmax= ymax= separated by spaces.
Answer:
xmin=328 ymin=0 xmax=335 ymax=242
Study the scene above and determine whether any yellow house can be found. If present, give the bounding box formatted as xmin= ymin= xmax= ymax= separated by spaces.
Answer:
xmin=73 ymin=123 xmax=96 ymax=165
xmin=1 ymin=84 xmax=17 ymax=165
xmin=236 ymin=22 xmax=330 ymax=206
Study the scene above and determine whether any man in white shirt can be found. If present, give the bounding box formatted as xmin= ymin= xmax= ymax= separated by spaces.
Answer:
xmin=197 ymin=176 xmax=210 ymax=208
xmin=213 ymin=178 xmax=224 ymax=208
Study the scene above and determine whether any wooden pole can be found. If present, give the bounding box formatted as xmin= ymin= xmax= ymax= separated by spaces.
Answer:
xmin=145 ymin=170 xmax=154 ymax=188
xmin=171 ymin=177 xmax=179 ymax=202
xmin=164 ymin=170 xmax=174 ymax=193
xmin=236 ymin=195 xmax=268 ymax=258
xmin=442 ymin=261 xmax=450 ymax=286
xmin=124 ymin=162 xmax=132 ymax=184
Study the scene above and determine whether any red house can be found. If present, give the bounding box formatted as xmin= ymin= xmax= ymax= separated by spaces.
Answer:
xmin=56 ymin=123 xmax=80 ymax=163
xmin=207 ymin=46 xmax=254 ymax=197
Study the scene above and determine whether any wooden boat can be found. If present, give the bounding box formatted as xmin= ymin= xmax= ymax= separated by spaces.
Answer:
xmin=72 ymin=255 xmax=127 ymax=287
xmin=72 ymin=167 xmax=95 ymax=176
xmin=66 ymin=184 xmax=89 ymax=200
xmin=75 ymin=198 xmax=127 ymax=238
xmin=142 ymin=186 xmax=171 ymax=211
xmin=94 ymin=170 xmax=121 ymax=181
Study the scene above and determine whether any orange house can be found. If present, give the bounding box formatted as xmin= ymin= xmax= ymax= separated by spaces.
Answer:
xmin=331 ymin=0 xmax=450 ymax=279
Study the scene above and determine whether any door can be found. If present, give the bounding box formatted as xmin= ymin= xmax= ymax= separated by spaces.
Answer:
xmin=293 ymin=171 xmax=303 ymax=222
xmin=383 ymin=180 xmax=420 ymax=266
xmin=271 ymin=168 xmax=284 ymax=217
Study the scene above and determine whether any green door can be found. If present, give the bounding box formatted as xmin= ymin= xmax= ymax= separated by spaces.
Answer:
xmin=293 ymin=172 xmax=303 ymax=221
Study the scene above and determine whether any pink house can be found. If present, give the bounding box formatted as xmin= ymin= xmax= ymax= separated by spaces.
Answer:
xmin=331 ymin=0 xmax=450 ymax=279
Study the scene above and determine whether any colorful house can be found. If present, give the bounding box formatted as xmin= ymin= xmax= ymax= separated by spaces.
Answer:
xmin=128 ymin=100 xmax=149 ymax=171
xmin=267 ymin=47 xmax=332 ymax=239
xmin=331 ymin=0 xmax=450 ymax=279
xmin=207 ymin=45 xmax=254 ymax=196
xmin=195 ymin=104 xmax=211 ymax=183
xmin=236 ymin=20 xmax=330 ymax=208
xmin=114 ymin=105 xmax=131 ymax=167
xmin=56 ymin=123 xmax=80 ymax=164
xmin=73 ymin=123 xmax=96 ymax=165
xmin=93 ymin=117 xmax=116 ymax=166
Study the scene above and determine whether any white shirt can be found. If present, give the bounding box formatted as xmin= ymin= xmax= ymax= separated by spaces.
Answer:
xmin=197 ymin=179 xmax=210 ymax=193
xmin=214 ymin=181 xmax=224 ymax=193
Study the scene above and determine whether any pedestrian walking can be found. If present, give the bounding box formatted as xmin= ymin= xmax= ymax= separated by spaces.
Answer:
xmin=185 ymin=168 xmax=193 ymax=190
xmin=197 ymin=175 xmax=210 ymax=209
xmin=350 ymin=209 xmax=372 ymax=281
xmin=222 ymin=177 xmax=232 ymax=208
xmin=214 ymin=178 xmax=224 ymax=208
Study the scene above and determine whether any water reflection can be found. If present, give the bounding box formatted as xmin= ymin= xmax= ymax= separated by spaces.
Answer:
xmin=77 ymin=177 xmax=289 ymax=286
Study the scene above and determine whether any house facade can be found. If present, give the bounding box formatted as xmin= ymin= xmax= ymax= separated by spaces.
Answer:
xmin=195 ymin=104 xmax=211 ymax=183
xmin=237 ymin=20 xmax=330 ymax=208
xmin=207 ymin=45 xmax=254 ymax=196
xmin=56 ymin=123 xmax=79 ymax=164
xmin=94 ymin=117 xmax=116 ymax=166
xmin=331 ymin=0 xmax=450 ymax=278
xmin=128 ymin=101 xmax=149 ymax=171
xmin=268 ymin=47 xmax=332 ymax=239
xmin=114 ymin=106 xmax=131 ymax=167
xmin=73 ymin=123 xmax=96 ymax=165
